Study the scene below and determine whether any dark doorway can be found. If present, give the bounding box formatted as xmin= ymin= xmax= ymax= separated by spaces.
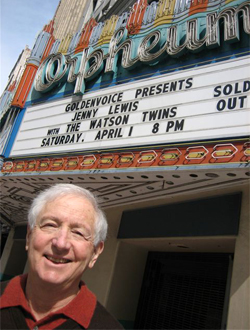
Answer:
xmin=134 ymin=252 xmax=232 ymax=329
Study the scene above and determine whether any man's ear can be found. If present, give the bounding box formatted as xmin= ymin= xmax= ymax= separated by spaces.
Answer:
xmin=88 ymin=241 xmax=104 ymax=269
xmin=25 ymin=225 xmax=32 ymax=251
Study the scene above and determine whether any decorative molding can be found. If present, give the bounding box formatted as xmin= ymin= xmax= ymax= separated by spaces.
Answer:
xmin=2 ymin=140 xmax=249 ymax=174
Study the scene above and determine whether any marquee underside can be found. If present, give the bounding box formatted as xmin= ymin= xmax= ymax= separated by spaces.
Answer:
xmin=1 ymin=165 xmax=249 ymax=227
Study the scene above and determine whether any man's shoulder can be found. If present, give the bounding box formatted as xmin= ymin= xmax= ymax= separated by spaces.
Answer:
xmin=1 ymin=275 xmax=26 ymax=296
xmin=89 ymin=301 xmax=124 ymax=329
xmin=1 ymin=279 xmax=11 ymax=295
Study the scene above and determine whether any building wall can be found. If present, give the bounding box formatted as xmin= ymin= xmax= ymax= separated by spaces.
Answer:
xmin=227 ymin=187 xmax=250 ymax=329
xmin=53 ymin=0 xmax=90 ymax=40
xmin=0 ymin=46 xmax=31 ymax=117
xmin=79 ymin=183 xmax=249 ymax=328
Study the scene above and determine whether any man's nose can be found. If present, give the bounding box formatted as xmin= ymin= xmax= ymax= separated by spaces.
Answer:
xmin=52 ymin=229 xmax=71 ymax=250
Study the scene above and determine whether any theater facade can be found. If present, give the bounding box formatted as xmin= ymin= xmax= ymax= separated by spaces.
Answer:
xmin=1 ymin=0 xmax=249 ymax=329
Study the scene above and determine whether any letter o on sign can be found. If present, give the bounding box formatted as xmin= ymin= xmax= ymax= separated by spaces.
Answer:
xmin=216 ymin=99 xmax=226 ymax=111
xmin=34 ymin=53 xmax=68 ymax=92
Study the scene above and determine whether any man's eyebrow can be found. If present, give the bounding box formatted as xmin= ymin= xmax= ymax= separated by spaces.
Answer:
xmin=39 ymin=215 xmax=59 ymax=222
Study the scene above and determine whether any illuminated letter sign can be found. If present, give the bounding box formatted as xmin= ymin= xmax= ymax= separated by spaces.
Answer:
xmin=34 ymin=2 xmax=250 ymax=96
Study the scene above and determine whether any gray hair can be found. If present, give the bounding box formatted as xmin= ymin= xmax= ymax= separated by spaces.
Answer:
xmin=28 ymin=183 xmax=108 ymax=246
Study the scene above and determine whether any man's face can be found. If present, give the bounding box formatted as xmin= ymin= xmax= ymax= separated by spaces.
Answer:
xmin=26 ymin=194 xmax=103 ymax=289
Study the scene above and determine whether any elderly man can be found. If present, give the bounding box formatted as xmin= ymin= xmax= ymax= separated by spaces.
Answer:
xmin=1 ymin=184 xmax=123 ymax=329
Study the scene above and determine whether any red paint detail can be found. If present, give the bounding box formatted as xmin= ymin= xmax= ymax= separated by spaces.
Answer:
xmin=41 ymin=20 xmax=56 ymax=61
xmin=11 ymin=64 xmax=38 ymax=108
xmin=41 ymin=35 xmax=56 ymax=62
xmin=126 ymin=0 xmax=147 ymax=35
xmin=7 ymin=81 xmax=16 ymax=92
xmin=75 ymin=18 xmax=97 ymax=54
xmin=43 ymin=20 xmax=54 ymax=34
xmin=189 ymin=0 xmax=209 ymax=16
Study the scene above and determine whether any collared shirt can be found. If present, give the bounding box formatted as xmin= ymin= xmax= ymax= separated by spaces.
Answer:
xmin=0 ymin=274 xmax=97 ymax=329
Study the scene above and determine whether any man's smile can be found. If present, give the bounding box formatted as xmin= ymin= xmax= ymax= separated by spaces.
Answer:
xmin=45 ymin=255 xmax=71 ymax=264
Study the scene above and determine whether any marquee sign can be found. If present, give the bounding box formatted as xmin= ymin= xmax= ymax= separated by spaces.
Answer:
xmin=10 ymin=56 xmax=249 ymax=157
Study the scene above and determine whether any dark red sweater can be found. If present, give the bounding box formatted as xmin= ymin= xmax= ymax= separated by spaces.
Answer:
xmin=0 ymin=275 xmax=123 ymax=329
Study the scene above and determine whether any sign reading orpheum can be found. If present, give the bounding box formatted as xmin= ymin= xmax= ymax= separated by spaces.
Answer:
xmin=10 ymin=56 xmax=249 ymax=156
xmin=33 ymin=1 xmax=250 ymax=97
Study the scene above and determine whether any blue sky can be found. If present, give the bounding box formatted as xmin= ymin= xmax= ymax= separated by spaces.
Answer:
xmin=0 ymin=0 xmax=60 ymax=93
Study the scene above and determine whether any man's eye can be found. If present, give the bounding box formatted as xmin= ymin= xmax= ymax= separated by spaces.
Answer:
xmin=72 ymin=230 xmax=84 ymax=237
xmin=41 ymin=222 xmax=57 ymax=229
xmin=72 ymin=230 xmax=92 ymax=241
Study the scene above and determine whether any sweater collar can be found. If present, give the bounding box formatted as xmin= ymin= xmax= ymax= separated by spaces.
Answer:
xmin=0 ymin=274 xmax=97 ymax=329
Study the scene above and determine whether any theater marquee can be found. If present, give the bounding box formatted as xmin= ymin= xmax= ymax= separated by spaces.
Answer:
xmin=10 ymin=57 xmax=250 ymax=157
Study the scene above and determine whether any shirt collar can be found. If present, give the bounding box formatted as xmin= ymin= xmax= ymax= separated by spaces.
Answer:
xmin=0 ymin=274 xmax=30 ymax=311
xmin=57 ymin=281 xmax=97 ymax=328
xmin=0 ymin=274 xmax=97 ymax=329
